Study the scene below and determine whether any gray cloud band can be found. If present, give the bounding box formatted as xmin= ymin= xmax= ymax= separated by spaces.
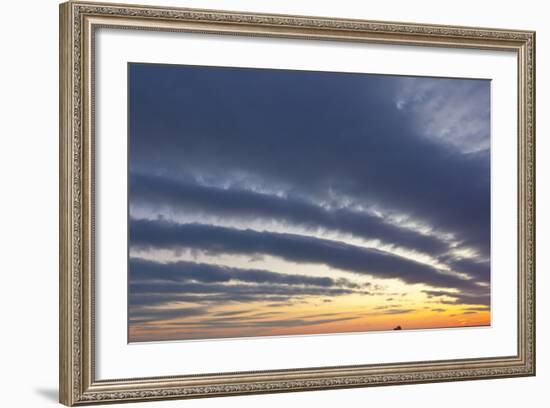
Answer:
xmin=130 ymin=219 xmax=486 ymax=292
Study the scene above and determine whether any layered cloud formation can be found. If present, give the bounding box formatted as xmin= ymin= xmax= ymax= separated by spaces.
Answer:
xmin=128 ymin=63 xmax=491 ymax=342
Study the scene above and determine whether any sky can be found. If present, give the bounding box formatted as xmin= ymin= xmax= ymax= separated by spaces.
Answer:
xmin=127 ymin=62 xmax=491 ymax=342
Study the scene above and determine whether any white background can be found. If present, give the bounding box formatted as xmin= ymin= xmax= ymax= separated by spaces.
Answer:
xmin=96 ymin=28 xmax=518 ymax=379
xmin=0 ymin=0 xmax=546 ymax=407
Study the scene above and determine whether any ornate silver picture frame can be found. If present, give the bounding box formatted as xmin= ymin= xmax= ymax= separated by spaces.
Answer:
xmin=59 ymin=1 xmax=535 ymax=405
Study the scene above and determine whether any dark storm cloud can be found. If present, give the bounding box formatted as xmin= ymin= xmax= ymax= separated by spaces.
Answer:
xmin=130 ymin=219 xmax=484 ymax=291
xmin=441 ymin=257 xmax=490 ymax=281
xmin=130 ymin=172 xmax=448 ymax=255
xmin=129 ymin=257 xmax=358 ymax=288
xmin=129 ymin=63 xmax=490 ymax=260
xmin=128 ymin=257 xmax=367 ymax=308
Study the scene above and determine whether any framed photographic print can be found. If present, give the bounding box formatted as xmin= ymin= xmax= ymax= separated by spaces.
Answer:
xmin=59 ymin=1 xmax=536 ymax=405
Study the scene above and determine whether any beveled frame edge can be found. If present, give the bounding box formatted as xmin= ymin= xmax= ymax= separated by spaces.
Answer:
xmin=59 ymin=1 xmax=536 ymax=405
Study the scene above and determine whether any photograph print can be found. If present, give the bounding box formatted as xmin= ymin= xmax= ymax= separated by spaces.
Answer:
xmin=128 ymin=63 xmax=491 ymax=343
